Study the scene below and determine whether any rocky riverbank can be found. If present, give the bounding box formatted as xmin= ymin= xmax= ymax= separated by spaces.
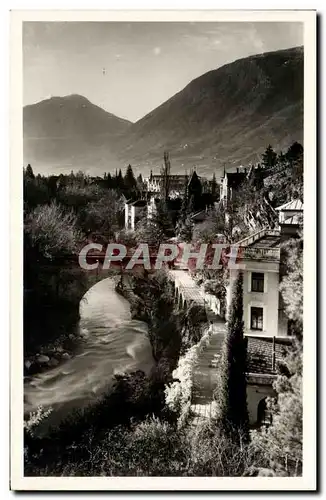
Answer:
xmin=24 ymin=328 xmax=84 ymax=376
xmin=115 ymin=280 xmax=148 ymax=323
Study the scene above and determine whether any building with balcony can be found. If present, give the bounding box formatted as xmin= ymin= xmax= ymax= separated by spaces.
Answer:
xmin=227 ymin=228 xmax=283 ymax=337
xmin=226 ymin=197 xmax=303 ymax=337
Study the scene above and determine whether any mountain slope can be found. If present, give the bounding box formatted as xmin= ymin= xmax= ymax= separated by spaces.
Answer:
xmin=23 ymin=94 xmax=131 ymax=174
xmin=118 ymin=46 xmax=303 ymax=175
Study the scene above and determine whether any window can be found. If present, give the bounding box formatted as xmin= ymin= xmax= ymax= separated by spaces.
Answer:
xmin=251 ymin=272 xmax=264 ymax=292
xmin=251 ymin=307 xmax=263 ymax=331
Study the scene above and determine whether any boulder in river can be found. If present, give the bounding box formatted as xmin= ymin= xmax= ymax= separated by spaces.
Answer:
xmin=48 ymin=357 xmax=60 ymax=367
xmin=24 ymin=360 xmax=32 ymax=370
xmin=61 ymin=352 xmax=71 ymax=360
xmin=36 ymin=354 xmax=50 ymax=364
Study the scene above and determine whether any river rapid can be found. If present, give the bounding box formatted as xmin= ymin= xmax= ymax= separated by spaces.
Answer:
xmin=24 ymin=278 xmax=154 ymax=426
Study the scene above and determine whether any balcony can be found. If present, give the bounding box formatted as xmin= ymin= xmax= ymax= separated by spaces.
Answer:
xmin=240 ymin=247 xmax=280 ymax=262
xmin=237 ymin=228 xmax=280 ymax=247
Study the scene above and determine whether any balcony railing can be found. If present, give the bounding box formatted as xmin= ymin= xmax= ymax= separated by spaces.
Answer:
xmin=240 ymin=246 xmax=280 ymax=261
xmin=236 ymin=228 xmax=280 ymax=247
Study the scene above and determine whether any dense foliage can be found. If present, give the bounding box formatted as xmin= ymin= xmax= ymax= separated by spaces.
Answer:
xmin=23 ymin=137 xmax=304 ymax=477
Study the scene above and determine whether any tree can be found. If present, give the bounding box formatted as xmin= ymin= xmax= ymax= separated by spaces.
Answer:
xmin=187 ymin=194 xmax=196 ymax=214
xmin=24 ymin=201 xmax=82 ymax=261
xmin=211 ymin=173 xmax=217 ymax=198
xmin=188 ymin=171 xmax=202 ymax=212
xmin=124 ymin=164 xmax=137 ymax=194
xmin=287 ymin=143 xmax=303 ymax=201
xmin=250 ymin=344 xmax=302 ymax=476
xmin=105 ymin=172 xmax=113 ymax=189
xmin=83 ymin=190 xmax=124 ymax=243
xmin=135 ymin=218 xmax=165 ymax=249
xmin=25 ymin=164 xmax=35 ymax=179
xmin=160 ymin=152 xmax=171 ymax=202
xmin=116 ymin=169 xmax=125 ymax=191
xmin=137 ymin=173 xmax=144 ymax=192
xmin=262 ymin=145 xmax=277 ymax=169
xmin=151 ymin=200 xmax=174 ymax=236
xmin=191 ymin=204 xmax=246 ymax=244
xmin=214 ymin=271 xmax=249 ymax=442
xmin=279 ymin=233 xmax=303 ymax=336
xmin=176 ymin=216 xmax=193 ymax=243
xmin=286 ymin=142 xmax=303 ymax=163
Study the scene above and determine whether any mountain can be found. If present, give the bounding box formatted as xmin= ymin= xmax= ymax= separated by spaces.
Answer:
xmin=117 ymin=46 xmax=303 ymax=176
xmin=23 ymin=94 xmax=131 ymax=174
xmin=23 ymin=47 xmax=303 ymax=177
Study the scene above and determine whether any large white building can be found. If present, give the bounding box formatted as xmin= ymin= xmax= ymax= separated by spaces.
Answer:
xmin=144 ymin=172 xmax=188 ymax=198
xmin=226 ymin=199 xmax=303 ymax=337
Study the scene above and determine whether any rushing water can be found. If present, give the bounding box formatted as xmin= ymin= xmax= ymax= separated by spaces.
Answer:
xmin=24 ymin=278 xmax=154 ymax=425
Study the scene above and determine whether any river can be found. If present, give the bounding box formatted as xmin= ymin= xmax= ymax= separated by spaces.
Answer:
xmin=24 ymin=278 xmax=154 ymax=425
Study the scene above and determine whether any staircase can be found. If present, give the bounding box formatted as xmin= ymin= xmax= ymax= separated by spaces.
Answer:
xmin=190 ymin=321 xmax=226 ymax=425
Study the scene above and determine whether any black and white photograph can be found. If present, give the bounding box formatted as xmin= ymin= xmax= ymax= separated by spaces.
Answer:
xmin=10 ymin=9 xmax=316 ymax=491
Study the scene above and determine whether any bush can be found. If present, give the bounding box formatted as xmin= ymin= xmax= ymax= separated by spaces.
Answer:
xmin=165 ymin=327 xmax=212 ymax=426
xmin=24 ymin=201 xmax=82 ymax=261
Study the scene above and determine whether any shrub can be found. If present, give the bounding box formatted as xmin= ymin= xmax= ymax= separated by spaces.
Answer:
xmin=165 ymin=326 xmax=212 ymax=426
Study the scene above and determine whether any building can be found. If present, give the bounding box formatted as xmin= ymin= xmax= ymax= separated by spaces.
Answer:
xmin=226 ymin=198 xmax=303 ymax=337
xmin=227 ymin=228 xmax=283 ymax=337
xmin=220 ymin=167 xmax=248 ymax=202
xmin=276 ymin=199 xmax=304 ymax=239
xmin=124 ymin=199 xmax=147 ymax=230
xmin=144 ymin=169 xmax=209 ymax=200
xmin=144 ymin=171 xmax=188 ymax=198
xmin=246 ymin=335 xmax=292 ymax=426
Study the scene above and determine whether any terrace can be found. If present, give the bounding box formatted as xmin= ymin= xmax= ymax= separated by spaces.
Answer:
xmin=237 ymin=228 xmax=281 ymax=262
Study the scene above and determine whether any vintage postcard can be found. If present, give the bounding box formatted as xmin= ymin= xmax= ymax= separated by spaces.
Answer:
xmin=10 ymin=9 xmax=316 ymax=491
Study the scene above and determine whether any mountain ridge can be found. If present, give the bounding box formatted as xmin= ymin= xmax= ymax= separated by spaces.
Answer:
xmin=117 ymin=46 xmax=303 ymax=175
xmin=23 ymin=46 xmax=303 ymax=176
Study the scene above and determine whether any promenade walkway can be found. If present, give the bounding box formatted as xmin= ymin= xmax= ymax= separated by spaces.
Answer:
xmin=190 ymin=321 xmax=226 ymax=425
xmin=167 ymin=269 xmax=227 ymax=425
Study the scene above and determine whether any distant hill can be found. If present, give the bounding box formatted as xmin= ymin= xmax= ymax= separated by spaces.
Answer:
xmin=23 ymin=94 xmax=131 ymax=175
xmin=117 ymin=46 xmax=303 ymax=176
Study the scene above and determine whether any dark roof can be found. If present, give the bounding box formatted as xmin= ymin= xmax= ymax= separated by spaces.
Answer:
xmin=246 ymin=336 xmax=292 ymax=375
xmin=276 ymin=199 xmax=304 ymax=211
xmin=131 ymin=200 xmax=147 ymax=207
xmin=226 ymin=172 xmax=247 ymax=189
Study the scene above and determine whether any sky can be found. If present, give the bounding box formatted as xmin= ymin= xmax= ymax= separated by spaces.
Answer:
xmin=23 ymin=22 xmax=303 ymax=122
